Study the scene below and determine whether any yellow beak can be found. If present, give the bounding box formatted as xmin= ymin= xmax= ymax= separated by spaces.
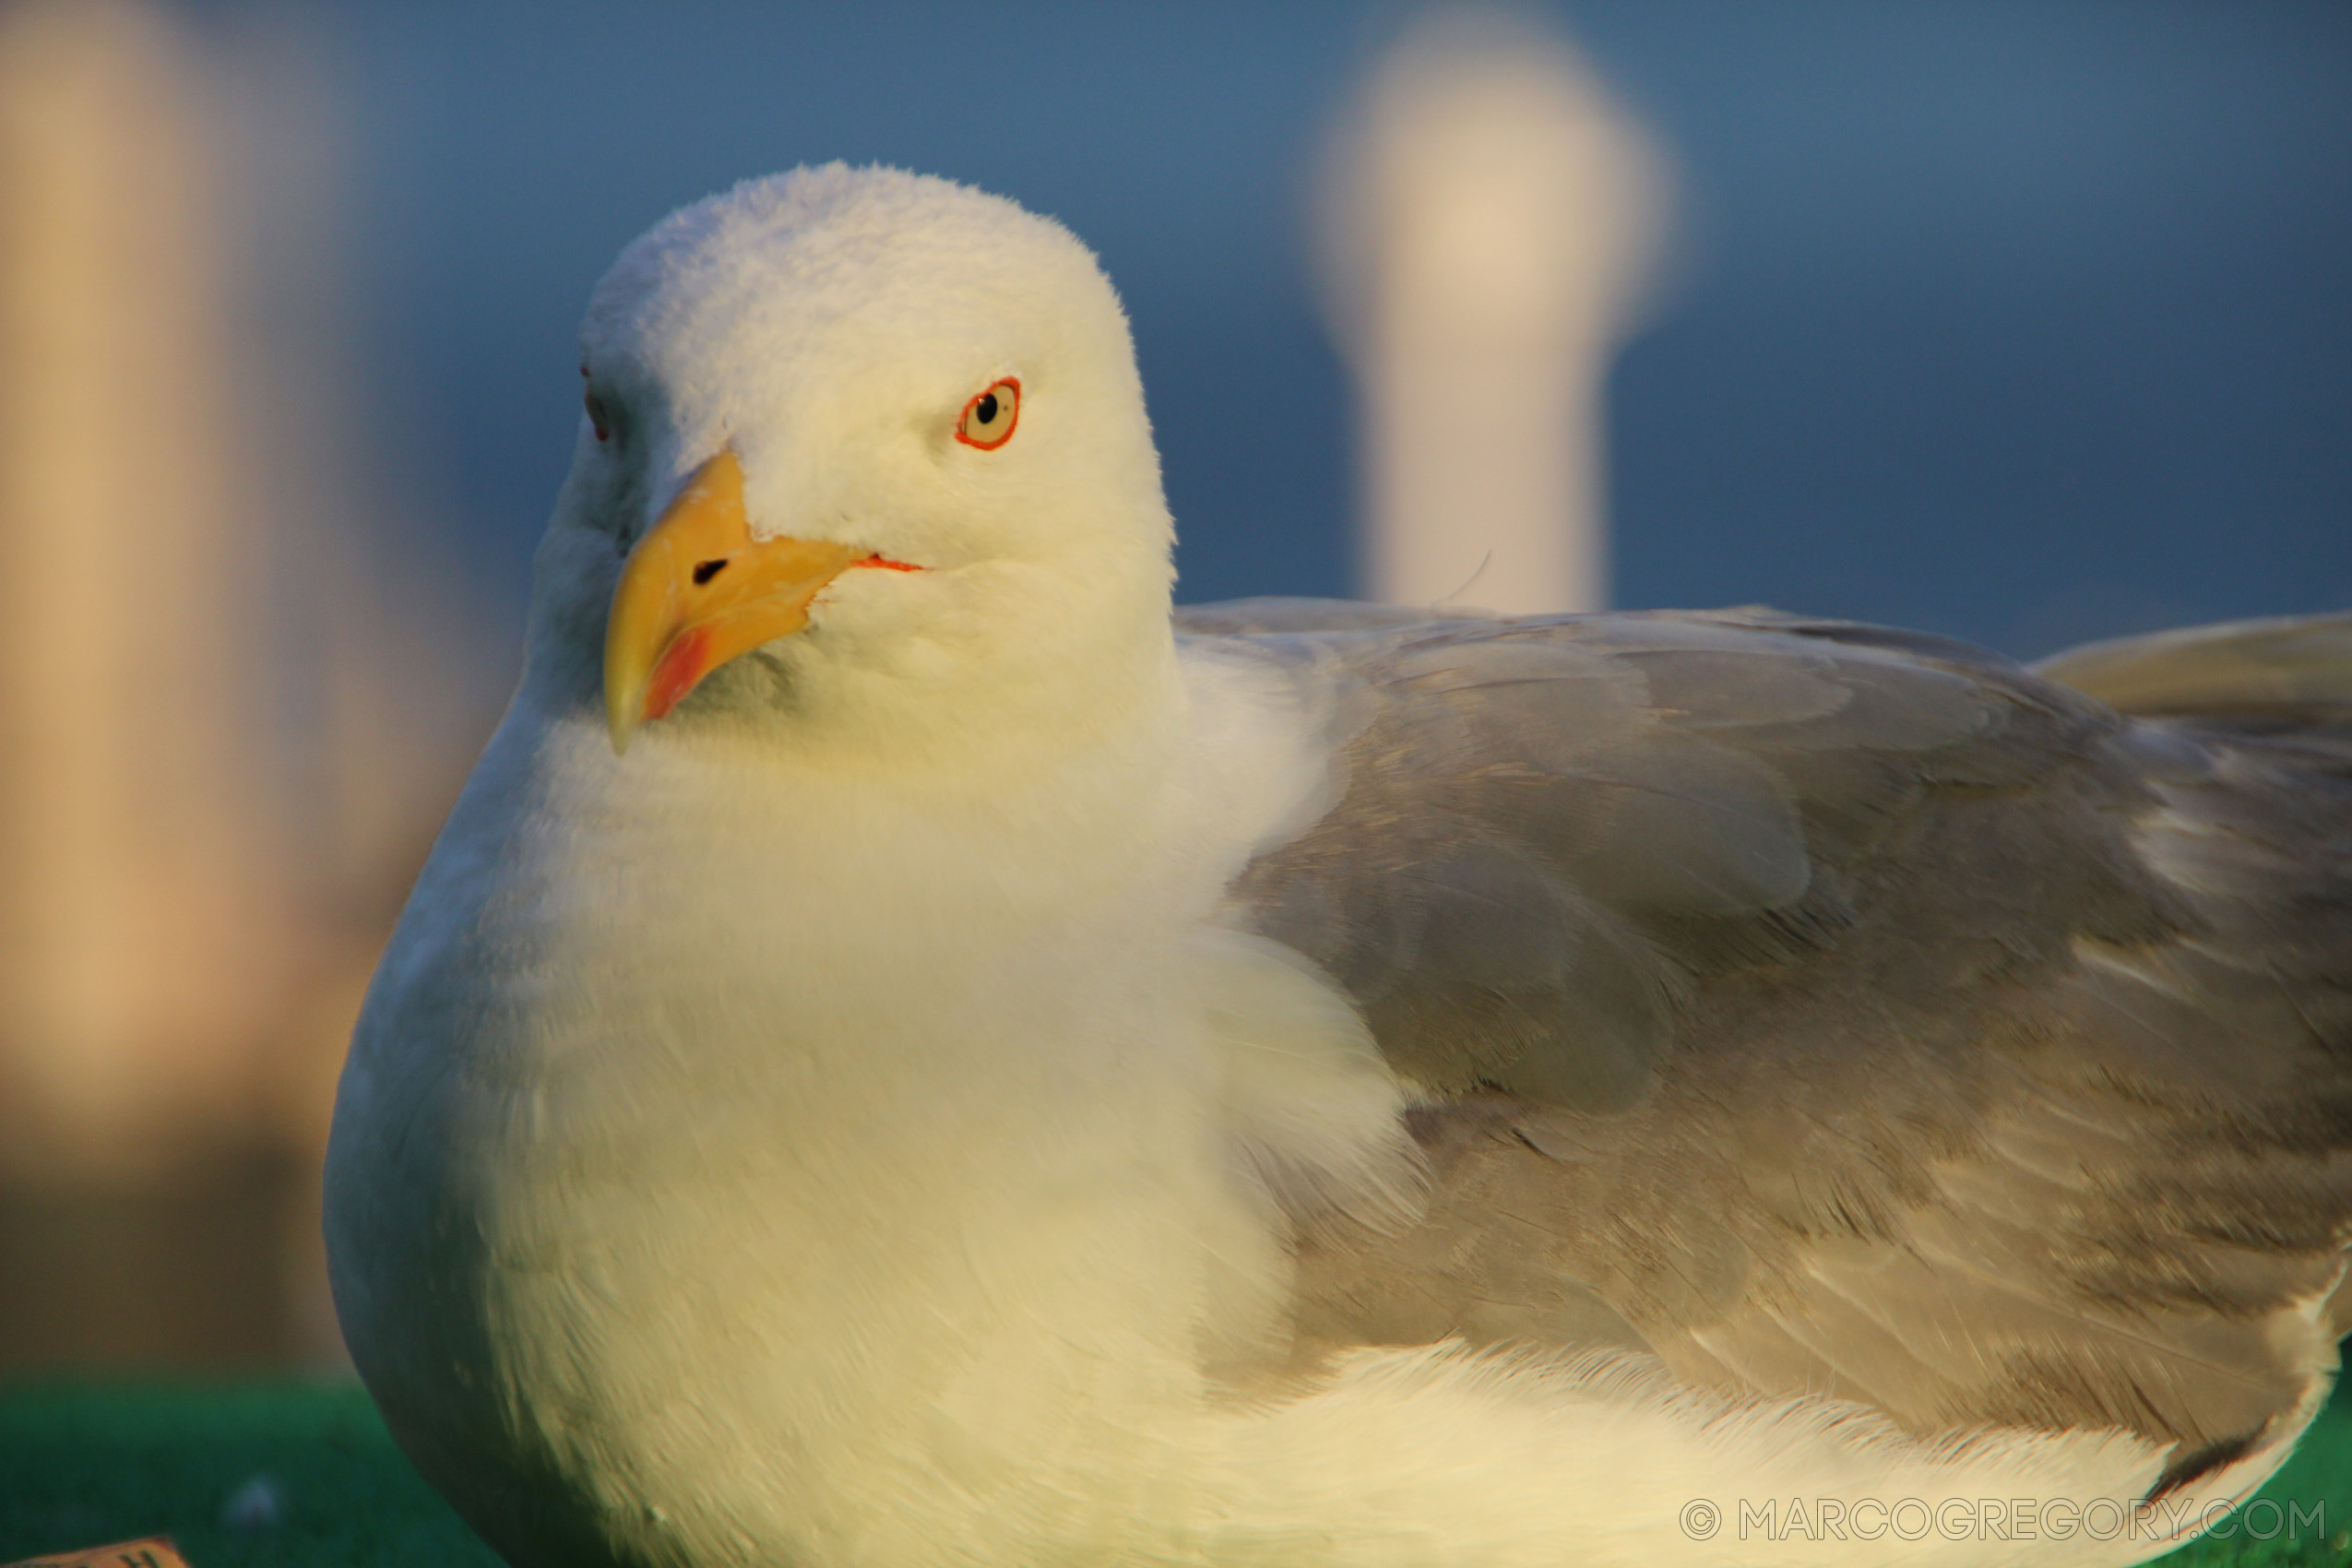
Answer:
xmin=603 ymin=448 xmax=871 ymax=753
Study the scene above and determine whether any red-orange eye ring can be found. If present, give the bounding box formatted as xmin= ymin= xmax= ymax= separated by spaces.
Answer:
xmin=955 ymin=377 xmax=1020 ymax=450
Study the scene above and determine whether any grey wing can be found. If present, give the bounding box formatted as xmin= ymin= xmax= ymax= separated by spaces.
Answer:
xmin=1178 ymin=598 xmax=2352 ymax=1486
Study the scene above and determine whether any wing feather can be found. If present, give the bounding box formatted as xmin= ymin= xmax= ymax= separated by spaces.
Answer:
xmin=1180 ymin=600 xmax=2352 ymax=1470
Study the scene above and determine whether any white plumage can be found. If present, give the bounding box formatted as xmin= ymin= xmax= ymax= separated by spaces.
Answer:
xmin=327 ymin=165 xmax=2352 ymax=1568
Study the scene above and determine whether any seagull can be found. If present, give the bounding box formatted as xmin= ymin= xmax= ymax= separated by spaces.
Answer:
xmin=325 ymin=164 xmax=2352 ymax=1568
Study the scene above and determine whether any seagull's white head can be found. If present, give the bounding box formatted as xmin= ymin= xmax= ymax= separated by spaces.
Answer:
xmin=532 ymin=165 xmax=1176 ymax=760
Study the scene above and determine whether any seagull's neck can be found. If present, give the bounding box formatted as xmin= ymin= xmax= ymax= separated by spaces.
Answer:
xmin=759 ymin=594 xmax=1189 ymax=785
xmin=471 ymin=535 xmax=1253 ymax=1088
xmin=490 ymin=618 xmax=1208 ymax=989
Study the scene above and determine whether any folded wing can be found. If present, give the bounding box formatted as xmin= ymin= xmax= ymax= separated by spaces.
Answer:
xmin=1180 ymin=600 xmax=2352 ymax=1485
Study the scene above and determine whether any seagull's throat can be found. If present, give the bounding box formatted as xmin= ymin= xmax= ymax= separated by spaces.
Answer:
xmin=604 ymin=446 xmax=921 ymax=751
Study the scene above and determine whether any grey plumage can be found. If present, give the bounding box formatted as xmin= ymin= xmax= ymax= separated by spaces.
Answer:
xmin=1180 ymin=600 xmax=2352 ymax=1488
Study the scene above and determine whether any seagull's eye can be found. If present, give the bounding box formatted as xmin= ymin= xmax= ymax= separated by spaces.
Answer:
xmin=955 ymin=377 xmax=1020 ymax=450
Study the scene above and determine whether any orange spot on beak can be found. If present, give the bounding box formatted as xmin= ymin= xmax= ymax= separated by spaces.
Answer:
xmin=643 ymin=624 xmax=714 ymax=722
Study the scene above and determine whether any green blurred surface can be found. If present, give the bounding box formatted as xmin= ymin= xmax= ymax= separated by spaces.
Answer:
xmin=0 ymin=1382 xmax=496 ymax=1568
xmin=2 ymin=1376 xmax=2349 ymax=1567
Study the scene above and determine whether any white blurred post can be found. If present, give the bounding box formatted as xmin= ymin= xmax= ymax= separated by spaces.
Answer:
xmin=1320 ymin=7 xmax=1668 ymax=613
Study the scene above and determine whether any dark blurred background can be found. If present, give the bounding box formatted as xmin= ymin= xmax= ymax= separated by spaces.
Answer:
xmin=0 ymin=0 xmax=2345 ymax=1371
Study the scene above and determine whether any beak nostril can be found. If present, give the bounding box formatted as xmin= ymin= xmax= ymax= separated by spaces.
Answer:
xmin=692 ymin=558 xmax=729 ymax=587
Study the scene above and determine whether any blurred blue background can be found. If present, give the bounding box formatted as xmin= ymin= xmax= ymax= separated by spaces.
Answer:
xmin=315 ymin=0 xmax=2350 ymax=659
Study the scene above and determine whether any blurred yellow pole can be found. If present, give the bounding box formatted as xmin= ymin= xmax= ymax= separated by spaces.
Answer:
xmin=0 ymin=0 xmax=296 ymax=1181
xmin=0 ymin=0 xmax=497 ymax=1368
